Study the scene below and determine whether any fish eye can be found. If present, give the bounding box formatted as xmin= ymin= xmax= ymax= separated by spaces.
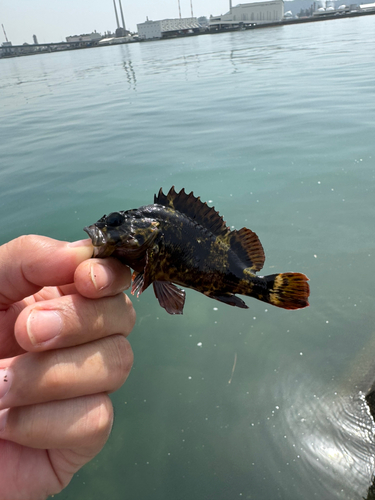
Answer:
xmin=106 ymin=212 xmax=124 ymax=227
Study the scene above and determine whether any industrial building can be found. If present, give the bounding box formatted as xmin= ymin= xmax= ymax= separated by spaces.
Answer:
xmin=209 ymin=0 xmax=284 ymax=27
xmin=66 ymin=32 xmax=102 ymax=43
xmin=66 ymin=0 xmax=131 ymax=45
xmin=137 ymin=17 xmax=200 ymax=40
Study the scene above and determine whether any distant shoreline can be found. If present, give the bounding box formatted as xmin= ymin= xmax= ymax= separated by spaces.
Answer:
xmin=1 ymin=8 xmax=374 ymax=59
xmin=195 ymin=8 xmax=375 ymax=36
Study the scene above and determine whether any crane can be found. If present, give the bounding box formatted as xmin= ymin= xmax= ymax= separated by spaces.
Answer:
xmin=2 ymin=24 xmax=9 ymax=43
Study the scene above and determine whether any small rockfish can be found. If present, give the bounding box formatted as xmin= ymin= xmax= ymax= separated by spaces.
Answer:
xmin=84 ymin=187 xmax=310 ymax=314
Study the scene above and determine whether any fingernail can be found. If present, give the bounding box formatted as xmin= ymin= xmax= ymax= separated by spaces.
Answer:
xmin=67 ymin=238 xmax=93 ymax=248
xmin=0 ymin=409 xmax=9 ymax=432
xmin=90 ymin=263 xmax=114 ymax=291
xmin=0 ymin=368 xmax=13 ymax=401
xmin=27 ymin=310 xmax=63 ymax=346
xmin=67 ymin=239 xmax=94 ymax=262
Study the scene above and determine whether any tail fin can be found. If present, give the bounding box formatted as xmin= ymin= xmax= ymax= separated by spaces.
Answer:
xmin=263 ymin=272 xmax=310 ymax=310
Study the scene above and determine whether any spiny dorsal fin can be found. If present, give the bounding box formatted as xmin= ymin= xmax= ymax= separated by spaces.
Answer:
xmin=229 ymin=227 xmax=265 ymax=272
xmin=154 ymin=187 xmax=230 ymax=238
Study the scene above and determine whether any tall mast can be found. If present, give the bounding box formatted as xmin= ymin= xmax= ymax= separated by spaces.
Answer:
xmin=113 ymin=0 xmax=120 ymax=28
xmin=119 ymin=0 xmax=126 ymax=30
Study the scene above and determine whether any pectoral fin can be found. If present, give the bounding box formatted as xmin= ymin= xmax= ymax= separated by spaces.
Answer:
xmin=131 ymin=242 xmax=186 ymax=314
xmin=153 ymin=281 xmax=186 ymax=314
xmin=131 ymin=246 xmax=157 ymax=297
xmin=131 ymin=271 xmax=144 ymax=297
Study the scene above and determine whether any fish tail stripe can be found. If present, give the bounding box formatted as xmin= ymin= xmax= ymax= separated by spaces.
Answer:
xmin=265 ymin=272 xmax=310 ymax=310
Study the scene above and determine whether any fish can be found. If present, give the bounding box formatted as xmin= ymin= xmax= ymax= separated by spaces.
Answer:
xmin=84 ymin=187 xmax=310 ymax=315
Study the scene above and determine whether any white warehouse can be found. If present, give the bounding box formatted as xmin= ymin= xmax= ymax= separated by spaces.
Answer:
xmin=209 ymin=0 xmax=284 ymax=27
xmin=137 ymin=18 xmax=200 ymax=40
xmin=65 ymin=32 xmax=102 ymax=43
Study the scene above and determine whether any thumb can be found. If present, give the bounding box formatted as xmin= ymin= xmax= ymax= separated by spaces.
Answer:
xmin=0 ymin=236 xmax=93 ymax=310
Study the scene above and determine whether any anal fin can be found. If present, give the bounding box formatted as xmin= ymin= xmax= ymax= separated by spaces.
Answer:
xmin=206 ymin=292 xmax=249 ymax=309
xmin=153 ymin=281 xmax=186 ymax=315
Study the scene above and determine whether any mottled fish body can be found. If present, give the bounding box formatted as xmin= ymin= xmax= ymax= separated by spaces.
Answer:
xmin=84 ymin=187 xmax=310 ymax=314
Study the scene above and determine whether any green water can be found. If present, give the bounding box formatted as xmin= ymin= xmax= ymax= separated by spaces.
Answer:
xmin=1 ymin=16 xmax=375 ymax=499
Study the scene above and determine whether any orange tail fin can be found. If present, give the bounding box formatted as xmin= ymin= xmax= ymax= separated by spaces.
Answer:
xmin=263 ymin=272 xmax=310 ymax=310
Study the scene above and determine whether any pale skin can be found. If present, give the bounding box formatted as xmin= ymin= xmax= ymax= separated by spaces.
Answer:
xmin=0 ymin=235 xmax=136 ymax=500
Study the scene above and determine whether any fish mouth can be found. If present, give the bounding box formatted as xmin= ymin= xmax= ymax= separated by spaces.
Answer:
xmin=84 ymin=224 xmax=112 ymax=258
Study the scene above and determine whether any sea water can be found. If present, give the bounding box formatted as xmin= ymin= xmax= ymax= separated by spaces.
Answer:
xmin=1 ymin=15 xmax=375 ymax=499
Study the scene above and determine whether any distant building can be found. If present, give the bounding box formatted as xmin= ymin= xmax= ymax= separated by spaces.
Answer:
xmin=99 ymin=36 xmax=133 ymax=45
xmin=1 ymin=40 xmax=13 ymax=57
xmin=209 ymin=0 xmax=284 ymax=27
xmin=359 ymin=1 xmax=375 ymax=9
xmin=66 ymin=32 xmax=102 ymax=43
xmin=197 ymin=16 xmax=209 ymax=27
xmin=137 ymin=17 xmax=200 ymax=40
xmin=115 ymin=27 xmax=130 ymax=37
xmin=33 ymin=34 xmax=38 ymax=44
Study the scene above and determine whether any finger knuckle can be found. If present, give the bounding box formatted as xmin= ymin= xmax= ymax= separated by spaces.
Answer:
xmin=122 ymin=294 xmax=136 ymax=332
xmin=106 ymin=335 xmax=133 ymax=389
xmin=86 ymin=394 xmax=114 ymax=443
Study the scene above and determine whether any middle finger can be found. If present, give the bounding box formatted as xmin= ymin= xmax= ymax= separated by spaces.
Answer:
xmin=0 ymin=334 xmax=133 ymax=411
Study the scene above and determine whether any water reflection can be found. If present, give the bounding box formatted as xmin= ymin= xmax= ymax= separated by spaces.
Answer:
xmin=123 ymin=60 xmax=136 ymax=90
xmin=273 ymin=368 xmax=375 ymax=499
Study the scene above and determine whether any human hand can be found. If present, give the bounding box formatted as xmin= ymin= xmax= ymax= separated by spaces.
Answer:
xmin=0 ymin=235 xmax=135 ymax=500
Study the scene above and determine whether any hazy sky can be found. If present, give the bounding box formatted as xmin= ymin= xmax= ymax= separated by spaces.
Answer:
xmin=1 ymin=0 xmax=234 ymax=45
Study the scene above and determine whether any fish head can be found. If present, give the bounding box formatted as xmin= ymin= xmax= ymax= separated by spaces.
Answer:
xmin=84 ymin=211 xmax=129 ymax=258
xmin=84 ymin=209 xmax=160 ymax=258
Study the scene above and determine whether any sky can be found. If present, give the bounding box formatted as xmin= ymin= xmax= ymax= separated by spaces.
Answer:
xmin=0 ymin=0 xmax=234 ymax=45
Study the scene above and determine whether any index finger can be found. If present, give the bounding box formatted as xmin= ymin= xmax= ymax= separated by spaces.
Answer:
xmin=0 ymin=236 xmax=93 ymax=310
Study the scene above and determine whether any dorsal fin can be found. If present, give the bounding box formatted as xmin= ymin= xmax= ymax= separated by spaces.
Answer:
xmin=154 ymin=187 xmax=230 ymax=238
xmin=229 ymin=227 xmax=265 ymax=272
